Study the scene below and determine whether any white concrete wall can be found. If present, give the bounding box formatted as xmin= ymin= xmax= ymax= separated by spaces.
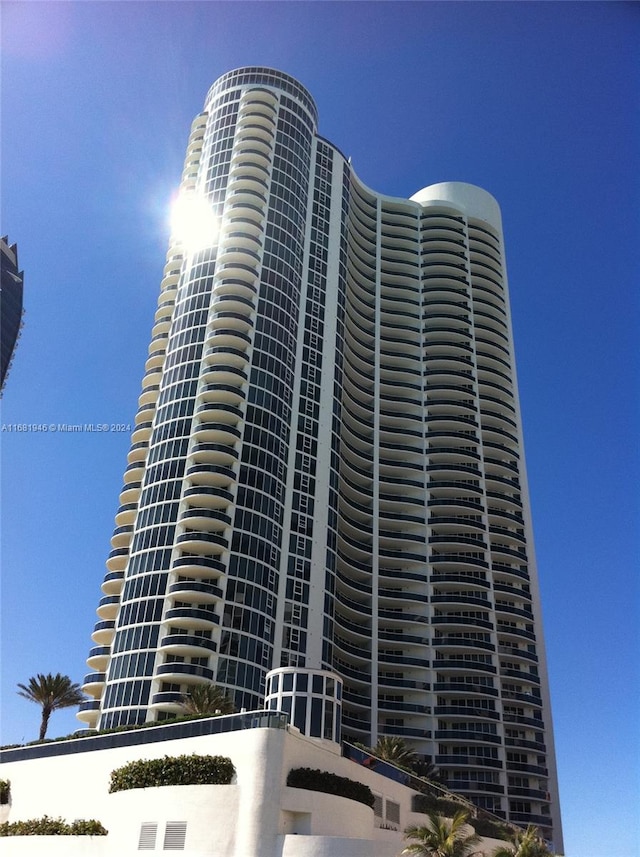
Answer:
xmin=0 ymin=725 xmax=507 ymax=857
xmin=105 ymin=785 xmax=238 ymax=856
xmin=0 ymin=836 xmax=108 ymax=856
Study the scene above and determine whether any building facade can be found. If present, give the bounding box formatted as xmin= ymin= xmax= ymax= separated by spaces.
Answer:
xmin=80 ymin=67 xmax=562 ymax=843
xmin=0 ymin=236 xmax=24 ymax=392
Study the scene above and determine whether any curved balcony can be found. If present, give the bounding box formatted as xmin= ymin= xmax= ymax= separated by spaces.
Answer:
xmin=131 ymin=421 xmax=153 ymax=444
xmin=155 ymin=661 xmax=214 ymax=684
xmin=334 ymin=590 xmax=372 ymax=620
xmin=138 ymin=384 xmax=161 ymax=407
xmin=434 ymin=705 xmax=499 ymax=721
xmin=211 ymin=291 xmax=256 ymax=314
xmin=434 ymin=680 xmax=498 ymax=697
xmin=430 ymin=552 xmax=488 ymax=570
xmin=435 ymin=729 xmax=500 ymax=744
xmin=377 ymin=607 xmax=429 ymax=628
xmin=86 ymin=645 xmax=110 ymax=671
xmin=204 ymin=334 xmax=251 ymax=360
xmin=101 ymin=570 xmax=125 ymax=596
xmin=433 ymin=635 xmax=495 ymax=652
xmin=192 ymin=421 xmax=242 ymax=444
xmin=196 ymin=401 xmax=243 ymax=425
xmin=495 ymin=602 xmax=534 ymax=621
xmin=82 ymin=672 xmax=106 ymax=698
xmin=334 ymin=635 xmax=372 ymax=662
xmin=91 ymin=620 xmax=115 ymax=645
xmin=432 ymin=614 xmax=494 ymax=631
xmin=431 ymin=592 xmax=491 ymax=609
xmin=204 ymin=323 xmax=252 ymax=350
xmin=168 ymin=579 xmax=223 ymax=602
xmin=201 ymin=363 xmax=248 ymax=385
xmin=183 ymin=484 xmax=234 ymax=509
xmin=76 ymin=699 xmax=100 ymax=726
xmin=487 ymin=491 xmax=522 ymax=514
xmin=429 ymin=514 xmax=484 ymax=534
xmin=164 ymin=606 xmax=220 ymax=629
xmin=228 ymin=198 xmax=267 ymax=221
xmin=172 ymin=555 xmax=226 ymax=577
xmin=197 ymin=384 xmax=245 ymax=407
xmin=115 ymin=502 xmax=138 ymax=526
xmin=429 ymin=533 xmax=487 ymax=550
xmin=149 ymin=691 xmax=185 ymax=712
xmin=186 ymin=462 xmax=236 ymax=487
xmin=179 ymin=507 xmax=231 ymax=530
xmin=189 ymin=439 xmax=238 ymax=467
xmin=123 ymin=462 xmax=145 ymax=485
xmin=158 ymin=634 xmax=217 ymax=657
xmin=96 ymin=594 xmax=120 ymax=621
xmin=119 ymin=481 xmax=141 ymax=503
xmin=110 ymin=525 xmax=133 ymax=549
xmin=434 ymin=655 xmax=495 ymax=674
xmin=176 ymin=530 xmax=228 ymax=555
xmin=106 ymin=547 xmax=129 ymax=572
xmin=126 ymin=443 xmax=148 ymax=468
xmin=435 ymin=755 xmax=502 ymax=769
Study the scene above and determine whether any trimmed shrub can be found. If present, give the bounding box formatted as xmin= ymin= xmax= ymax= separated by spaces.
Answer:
xmin=471 ymin=816 xmax=510 ymax=840
xmin=0 ymin=816 xmax=107 ymax=836
xmin=0 ymin=779 xmax=9 ymax=805
xmin=287 ymin=767 xmax=375 ymax=808
xmin=411 ymin=793 xmax=469 ymax=818
xmin=0 ymin=712 xmax=224 ymax=751
xmin=109 ymin=753 xmax=235 ymax=793
xmin=69 ymin=819 xmax=109 ymax=835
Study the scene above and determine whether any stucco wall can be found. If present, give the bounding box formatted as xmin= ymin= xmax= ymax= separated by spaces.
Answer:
xmin=0 ymin=725 xmax=507 ymax=857
xmin=0 ymin=836 xmax=108 ymax=856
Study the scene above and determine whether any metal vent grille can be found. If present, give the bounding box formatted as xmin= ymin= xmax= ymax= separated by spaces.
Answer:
xmin=138 ymin=822 xmax=157 ymax=850
xmin=163 ymin=821 xmax=187 ymax=850
xmin=385 ymin=800 xmax=400 ymax=824
xmin=373 ymin=794 xmax=383 ymax=817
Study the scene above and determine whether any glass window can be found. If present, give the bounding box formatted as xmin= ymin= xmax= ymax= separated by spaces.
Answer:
xmin=312 ymin=674 xmax=323 ymax=695
xmin=293 ymin=697 xmax=307 ymax=733
xmin=296 ymin=673 xmax=308 ymax=692
xmin=323 ymin=700 xmax=334 ymax=740
xmin=283 ymin=672 xmax=294 ymax=692
xmin=310 ymin=697 xmax=322 ymax=736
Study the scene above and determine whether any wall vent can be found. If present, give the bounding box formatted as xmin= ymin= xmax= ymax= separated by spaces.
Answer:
xmin=163 ymin=821 xmax=187 ymax=850
xmin=373 ymin=794 xmax=383 ymax=817
xmin=138 ymin=822 xmax=157 ymax=850
xmin=385 ymin=799 xmax=400 ymax=824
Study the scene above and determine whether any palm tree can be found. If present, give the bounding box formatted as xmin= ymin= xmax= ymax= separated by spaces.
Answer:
xmin=412 ymin=756 xmax=447 ymax=785
xmin=372 ymin=735 xmax=417 ymax=768
xmin=492 ymin=825 xmax=554 ymax=857
xmin=179 ymin=683 xmax=236 ymax=716
xmin=17 ymin=673 xmax=85 ymax=740
xmin=403 ymin=809 xmax=481 ymax=857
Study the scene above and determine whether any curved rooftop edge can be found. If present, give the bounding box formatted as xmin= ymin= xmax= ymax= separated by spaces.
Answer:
xmin=410 ymin=182 xmax=503 ymax=232
xmin=205 ymin=66 xmax=319 ymax=128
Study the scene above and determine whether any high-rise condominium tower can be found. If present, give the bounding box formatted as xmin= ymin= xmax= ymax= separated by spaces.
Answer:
xmin=1 ymin=236 xmax=24 ymax=392
xmin=80 ymin=68 xmax=561 ymax=843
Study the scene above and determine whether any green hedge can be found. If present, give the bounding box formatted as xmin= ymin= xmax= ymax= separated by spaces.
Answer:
xmin=109 ymin=754 xmax=235 ymax=793
xmin=0 ymin=816 xmax=107 ymax=836
xmin=471 ymin=816 xmax=510 ymax=841
xmin=287 ymin=767 xmax=375 ymax=808
xmin=0 ymin=779 xmax=9 ymax=805
xmin=411 ymin=793 xmax=469 ymax=818
xmin=0 ymin=713 xmax=221 ymax=751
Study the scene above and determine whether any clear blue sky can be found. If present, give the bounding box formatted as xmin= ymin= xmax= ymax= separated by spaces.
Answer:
xmin=1 ymin=3 xmax=638 ymax=855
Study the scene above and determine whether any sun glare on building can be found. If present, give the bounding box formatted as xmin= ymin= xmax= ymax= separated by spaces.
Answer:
xmin=169 ymin=191 xmax=219 ymax=252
